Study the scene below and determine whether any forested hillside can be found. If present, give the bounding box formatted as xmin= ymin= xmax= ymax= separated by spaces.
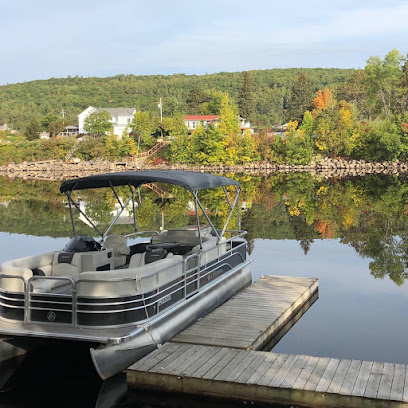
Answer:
xmin=0 ymin=68 xmax=351 ymax=130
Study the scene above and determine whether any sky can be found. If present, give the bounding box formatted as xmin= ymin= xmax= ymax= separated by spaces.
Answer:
xmin=1 ymin=0 xmax=408 ymax=85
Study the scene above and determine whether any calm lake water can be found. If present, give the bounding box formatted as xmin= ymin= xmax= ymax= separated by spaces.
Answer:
xmin=0 ymin=173 xmax=408 ymax=407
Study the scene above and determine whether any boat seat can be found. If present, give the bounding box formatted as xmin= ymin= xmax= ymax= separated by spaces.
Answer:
xmin=31 ymin=278 xmax=73 ymax=294
xmin=186 ymin=237 xmax=227 ymax=269
xmin=78 ymin=255 xmax=183 ymax=297
xmin=129 ymin=252 xmax=146 ymax=268
xmin=151 ymin=234 xmax=202 ymax=248
xmin=129 ymin=252 xmax=174 ymax=268
xmin=104 ymin=235 xmax=130 ymax=268
xmin=51 ymin=252 xmax=82 ymax=281
xmin=0 ymin=252 xmax=54 ymax=293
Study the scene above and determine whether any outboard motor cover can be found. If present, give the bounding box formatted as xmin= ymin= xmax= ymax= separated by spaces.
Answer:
xmin=64 ymin=235 xmax=102 ymax=252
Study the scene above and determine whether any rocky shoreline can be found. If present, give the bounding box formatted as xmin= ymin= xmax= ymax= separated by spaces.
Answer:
xmin=0 ymin=157 xmax=407 ymax=180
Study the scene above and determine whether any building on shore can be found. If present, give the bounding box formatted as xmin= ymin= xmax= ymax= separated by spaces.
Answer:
xmin=184 ymin=115 xmax=254 ymax=134
xmin=59 ymin=125 xmax=79 ymax=137
xmin=78 ymin=107 xmax=136 ymax=138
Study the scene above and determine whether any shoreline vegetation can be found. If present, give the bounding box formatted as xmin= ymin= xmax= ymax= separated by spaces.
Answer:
xmin=1 ymin=49 xmax=408 ymax=170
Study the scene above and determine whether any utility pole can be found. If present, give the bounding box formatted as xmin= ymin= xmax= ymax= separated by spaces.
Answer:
xmin=158 ymin=98 xmax=163 ymax=138
xmin=158 ymin=98 xmax=163 ymax=122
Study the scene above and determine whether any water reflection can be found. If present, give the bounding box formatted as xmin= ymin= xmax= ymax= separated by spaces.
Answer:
xmin=2 ymin=174 xmax=408 ymax=285
xmin=1 ymin=173 xmax=408 ymax=406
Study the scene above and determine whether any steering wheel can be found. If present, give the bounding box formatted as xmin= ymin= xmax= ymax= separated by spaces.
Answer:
xmin=91 ymin=240 xmax=102 ymax=251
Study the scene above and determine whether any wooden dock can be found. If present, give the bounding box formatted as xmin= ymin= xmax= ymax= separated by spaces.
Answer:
xmin=127 ymin=343 xmax=408 ymax=408
xmin=172 ymin=275 xmax=318 ymax=350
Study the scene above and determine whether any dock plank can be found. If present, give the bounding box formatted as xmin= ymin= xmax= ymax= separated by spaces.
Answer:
xmin=364 ymin=362 xmax=384 ymax=398
xmin=292 ymin=356 xmax=320 ymax=390
xmin=339 ymin=360 xmax=362 ymax=395
xmin=352 ymin=360 xmax=373 ymax=397
xmin=327 ymin=359 xmax=351 ymax=394
xmin=246 ymin=353 xmax=279 ymax=384
xmin=303 ymin=357 xmax=330 ymax=391
xmin=315 ymin=358 xmax=341 ymax=392
xmin=377 ymin=363 xmax=395 ymax=400
xmin=390 ymin=364 xmax=406 ymax=401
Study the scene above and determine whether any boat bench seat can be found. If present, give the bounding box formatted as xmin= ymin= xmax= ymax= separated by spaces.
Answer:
xmin=0 ymin=252 xmax=54 ymax=293
xmin=151 ymin=234 xmax=202 ymax=248
xmin=77 ymin=255 xmax=183 ymax=297
xmin=104 ymin=235 xmax=130 ymax=268
xmin=185 ymin=236 xmax=227 ymax=269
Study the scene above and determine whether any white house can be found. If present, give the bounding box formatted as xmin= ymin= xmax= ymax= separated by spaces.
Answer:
xmin=238 ymin=117 xmax=254 ymax=134
xmin=184 ymin=115 xmax=254 ymax=134
xmin=78 ymin=106 xmax=136 ymax=137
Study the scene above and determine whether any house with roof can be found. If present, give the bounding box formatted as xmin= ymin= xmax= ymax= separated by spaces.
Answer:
xmin=59 ymin=125 xmax=79 ymax=137
xmin=78 ymin=107 xmax=136 ymax=137
xmin=184 ymin=115 xmax=220 ymax=131
xmin=184 ymin=115 xmax=254 ymax=134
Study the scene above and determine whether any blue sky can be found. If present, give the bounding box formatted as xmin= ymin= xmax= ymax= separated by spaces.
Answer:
xmin=1 ymin=0 xmax=408 ymax=85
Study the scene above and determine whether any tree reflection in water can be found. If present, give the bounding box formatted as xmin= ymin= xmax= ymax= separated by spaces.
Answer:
xmin=1 ymin=173 xmax=408 ymax=285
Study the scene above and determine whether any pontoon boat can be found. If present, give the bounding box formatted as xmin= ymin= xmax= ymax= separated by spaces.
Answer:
xmin=0 ymin=171 xmax=251 ymax=382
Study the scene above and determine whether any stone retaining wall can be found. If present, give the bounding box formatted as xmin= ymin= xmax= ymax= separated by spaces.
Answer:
xmin=0 ymin=157 xmax=407 ymax=180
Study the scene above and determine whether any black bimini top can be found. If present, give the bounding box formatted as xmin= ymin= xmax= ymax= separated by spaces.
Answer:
xmin=60 ymin=170 xmax=240 ymax=194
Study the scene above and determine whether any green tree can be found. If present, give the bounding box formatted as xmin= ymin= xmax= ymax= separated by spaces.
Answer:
xmin=238 ymin=72 xmax=255 ymax=122
xmin=200 ymin=89 xmax=224 ymax=115
xmin=48 ymin=118 xmax=66 ymax=138
xmin=170 ymin=133 xmax=191 ymax=163
xmin=218 ymin=93 xmax=240 ymax=136
xmin=130 ymin=111 xmax=155 ymax=150
xmin=286 ymin=73 xmax=314 ymax=123
xmin=238 ymin=130 xmax=257 ymax=163
xmin=24 ymin=116 xmax=41 ymax=141
xmin=156 ymin=116 xmax=187 ymax=138
xmin=285 ymin=121 xmax=315 ymax=164
xmin=396 ymin=57 xmax=408 ymax=114
xmin=190 ymin=124 xmax=225 ymax=164
xmin=336 ymin=70 xmax=369 ymax=118
xmin=84 ymin=111 xmax=112 ymax=136
xmin=186 ymin=87 xmax=209 ymax=114
xmin=364 ymin=49 xmax=405 ymax=118
xmin=42 ymin=112 xmax=59 ymax=130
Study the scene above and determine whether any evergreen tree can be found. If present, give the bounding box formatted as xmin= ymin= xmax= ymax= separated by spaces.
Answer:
xmin=25 ymin=116 xmax=41 ymax=141
xmin=186 ymin=87 xmax=209 ymax=114
xmin=238 ymin=72 xmax=255 ymax=122
xmin=286 ymin=73 xmax=314 ymax=123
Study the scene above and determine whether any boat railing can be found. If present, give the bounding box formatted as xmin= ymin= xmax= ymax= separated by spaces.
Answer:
xmin=27 ymin=275 xmax=77 ymax=326
xmin=0 ymin=231 xmax=248 ymax=327
xmin=125 ymin=230 xmax=160 ymax=239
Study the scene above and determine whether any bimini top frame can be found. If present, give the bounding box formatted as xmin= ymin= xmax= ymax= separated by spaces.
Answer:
xmin=61 ymin=170 xmax=241 ymax=245
xmin=60 ymin=170 xmax=239 ymax=194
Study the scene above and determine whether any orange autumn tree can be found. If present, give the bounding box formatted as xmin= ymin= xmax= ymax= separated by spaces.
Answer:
xmin=312 ymin=88 xmax=356 ymax=156
xmin=312 ymin=88 xmax=333 ymax=111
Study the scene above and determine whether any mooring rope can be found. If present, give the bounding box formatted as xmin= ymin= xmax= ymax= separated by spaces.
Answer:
xmin=135 ymin=275 xmax=162 ymax=348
